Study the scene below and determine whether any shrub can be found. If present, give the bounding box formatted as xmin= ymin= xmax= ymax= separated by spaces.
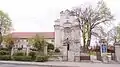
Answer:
xmin=30 ymin=48 xmax=37 ymax=51
xmin=36 ymin=56 xmax=49 ymax=62
xmin=13 ymin=52 xmax=25 ymax=56
xmin=0 ymin=50 xmax=10 ymax=55
xmin=0 ymin=48 xmax=9 ymax=51
xmin=29 ymin=51 xmax=36 ymax=60
xmin=47 ymin=43 xmax=54 ymax=51
xmin=55 ymin=48 xmax=60 ymax=53
xmin=13 ymin=56 xmax=32 ymax=61
xmin=0 ymin=55 xmax=11 ymax=60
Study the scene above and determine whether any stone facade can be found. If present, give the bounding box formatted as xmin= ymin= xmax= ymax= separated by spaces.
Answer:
xmin=115 ymin=45 xmax=120 ymax=62
xmin=54 ymin=10 xmax=81 ymax=61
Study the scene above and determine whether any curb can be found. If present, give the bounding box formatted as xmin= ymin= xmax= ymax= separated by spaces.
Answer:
xmin=0 ymin=61 xmax=79 ymax=67
xmin=0 ymin=61 xmax=49 ymax=66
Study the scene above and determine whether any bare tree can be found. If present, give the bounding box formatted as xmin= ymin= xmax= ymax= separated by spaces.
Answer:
xmin=107 ymin=24 xmax=120 ymax=44
xmin=71 ymin=0 xmax=114 ymax=52
xmin=92 ymin=26 xmax=107 ymax=39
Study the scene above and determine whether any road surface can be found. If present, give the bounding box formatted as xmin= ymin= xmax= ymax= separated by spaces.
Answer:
xmin=0 ymin=63 xmax=74 ymax=67
xmin=0 ymin=61 xmax=120 ymax=67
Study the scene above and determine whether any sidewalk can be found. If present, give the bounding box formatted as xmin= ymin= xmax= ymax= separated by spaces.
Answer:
xmin=0 ymin=61 xmax=120 ymax=67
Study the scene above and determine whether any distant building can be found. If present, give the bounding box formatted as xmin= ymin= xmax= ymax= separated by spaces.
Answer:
xmin=11 ymin=32 xmax=55 ymax=48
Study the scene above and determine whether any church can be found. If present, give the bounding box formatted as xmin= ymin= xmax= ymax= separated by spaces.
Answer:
xmin=54 ymin=9 xmax=82 ymax=61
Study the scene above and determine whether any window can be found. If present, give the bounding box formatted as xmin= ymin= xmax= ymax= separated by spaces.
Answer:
xmin=51 ymin=39 xmax=54 ymax=42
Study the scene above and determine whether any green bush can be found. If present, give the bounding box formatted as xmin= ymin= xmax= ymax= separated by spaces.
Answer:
xmin=55 ymin=48 xmax=60 ymax=53
xmin=0 ymin=48 xmax=9 ymax=51
xmin=0 ymin=50 xmax=10 ymax=55
xmin=13 ymin=56 xmax=32 ymax=61
xmin=0 ymin=55 xmax=11 ymax=60
xmin=13 ymin=52 xmax=25 ymax=56
xmin=29 ymin=51 xmax=36 ymax=60
xmin=36 ymin=56 xmax=49 ymax=62
xmin=47 ymin=43 xmax=54 ymax=51
xmin=30 ymin=48 xmax=37 ymax=51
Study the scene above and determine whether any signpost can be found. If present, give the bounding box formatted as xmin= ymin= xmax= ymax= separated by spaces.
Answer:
xmin=101 ymin=45 xmax=107 ymax=53
xmin=101 ymin=44 xmax=108 ymax=63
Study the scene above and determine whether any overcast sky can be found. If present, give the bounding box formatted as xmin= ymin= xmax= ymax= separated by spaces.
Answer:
xmin=0 ymin=0 xmax=119 ymax=32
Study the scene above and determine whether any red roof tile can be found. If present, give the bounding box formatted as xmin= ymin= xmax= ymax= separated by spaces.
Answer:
xmin=11 ymin=32 xmax=55 ymax=39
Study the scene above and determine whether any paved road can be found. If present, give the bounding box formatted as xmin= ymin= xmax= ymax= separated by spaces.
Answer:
xmin=0 ymin=63 xmax=74 ymax=67
xmin=0 ymin=63 xmax=47 ymax=67
xmin=0 ymin=61 xmax=120 ymax=67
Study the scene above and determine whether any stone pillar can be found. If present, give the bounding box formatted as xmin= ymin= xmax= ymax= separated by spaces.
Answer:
xmin=115 ymin=45 xmax=120 ymax=62
xmin=11 ymin=48 xmax=14 ymax=56
xmin=68 ymin=50 xmax=74 ymax=61
xmin=99 ymin=39 xmax=108 ymax=63
xmin=54 ymin=21 xmax=60 ymax=48
xmin=26 ymin=47 xmax=29 ymax=56
xmin=44 ymin=44 xmax=48 ymax=55
xmin=74 ymin=43 xmax=80 ymax=62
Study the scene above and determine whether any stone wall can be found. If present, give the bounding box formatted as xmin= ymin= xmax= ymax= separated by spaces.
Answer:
xmin=115 ymin=45 xmax=120 ymax=62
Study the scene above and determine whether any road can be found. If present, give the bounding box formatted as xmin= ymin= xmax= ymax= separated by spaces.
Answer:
xmin=0 ymin=63 xmax=47 ymax=67
xmin=0 ymin=61 xmax=120 ymax=67
xmin=0 ymin=63 xmax=74 ymax=67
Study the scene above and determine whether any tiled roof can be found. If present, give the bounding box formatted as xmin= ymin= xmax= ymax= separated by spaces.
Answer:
xmin=11 ymin=32 xmax=55 ymax=39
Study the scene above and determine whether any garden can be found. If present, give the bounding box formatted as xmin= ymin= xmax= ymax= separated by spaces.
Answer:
xmin=0 ymin=34 xmax=61 ymax=62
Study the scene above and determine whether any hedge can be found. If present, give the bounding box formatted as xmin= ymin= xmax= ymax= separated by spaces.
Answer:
xmin=0 ymin=55 xmax=11 ymax=60
xmin=13 ymin=56 xmax=32 ymax=61
xmin=0 ymin=50 xmax=10 ymax=55
xmin=0 ymin=48 xmax=9 ymax=51
xmin=30 ymin=48 xmax=37 ymax=51
xmin=29 ymin=51 xmax=36 ymax=60
xmin=36 ymin=56 xmax=49 ymax=62
xmin=13 ymin=52 xmax=25 ymax=56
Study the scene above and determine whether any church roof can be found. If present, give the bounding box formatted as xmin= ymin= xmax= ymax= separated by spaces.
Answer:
xmin=11 ymin=32 xmax=55 ymax=39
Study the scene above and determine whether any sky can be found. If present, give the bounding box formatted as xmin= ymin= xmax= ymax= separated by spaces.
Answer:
xmin=0 ymin=0 xmax=119 ymax=32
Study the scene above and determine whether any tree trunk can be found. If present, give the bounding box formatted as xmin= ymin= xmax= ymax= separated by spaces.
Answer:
xmin=86 ymin=21 xmax=91 ymax=52
xmin=0 ymin=32 xmax=2 ymax=46
xmin=82 ymin=32 xmax=86 ymax=52
xmin=86 ymin=29 xmax=91 ymax=51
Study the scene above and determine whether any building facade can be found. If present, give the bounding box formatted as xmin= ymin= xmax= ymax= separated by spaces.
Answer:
xmin=11 ymin=32 xmax=55 ymax=48
xmin=54 ymin=10 xmax=82 ymax=61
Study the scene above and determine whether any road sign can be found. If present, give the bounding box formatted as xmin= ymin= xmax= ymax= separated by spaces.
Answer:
xmin=101 ymin=44 xmax=107 ymax=53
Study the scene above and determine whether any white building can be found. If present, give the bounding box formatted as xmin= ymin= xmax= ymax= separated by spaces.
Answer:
xmin=54 ymin=9 xmax=82 ymax=61
xmin=11 ymin=32 xmax=55 ymax=48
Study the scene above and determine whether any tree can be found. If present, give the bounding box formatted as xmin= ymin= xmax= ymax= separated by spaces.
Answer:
xmin=107 ymin=24 xmax=120 ymax=44
xmin=92 ymin=26 xmax=107 ymax=39
xmin=71 ymin=0 xmax=114 ymax=52
xmin=29 ymin=34 xmax=46 ymax=55
xmin=0 ymin=10 xmax=12 ymax=45
xmin=3 ymin=34 xmax=14 ymax=50
xmin=92 ymin=25 xmax=120 ymax=45
xmin=47 ymin=43 xmax=54 ymax=51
